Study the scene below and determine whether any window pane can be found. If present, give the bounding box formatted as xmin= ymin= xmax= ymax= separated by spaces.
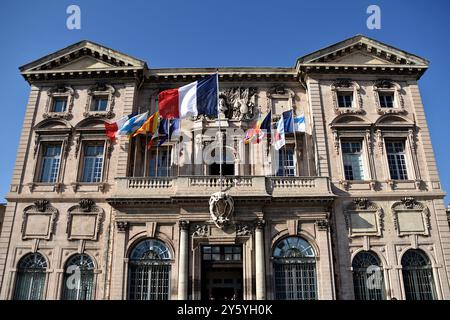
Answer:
xmin=13 ymin=253 xmax=47 ymax=300
xmin=386 ymin=141 xmax=408 ymax=180
xmin=39 ymin=144 xmax=61 ymax=183
xmin=401 ymin=250 xmax=436 ymax=300
xmin=337 ymin=93 xmax=353 ymax=108
xmin=81 ymin=144 xmax=104 ymax=182
xmin=52 ymin=98 xmax=67 ymax=113
xmin=379 ymin=93 xmax=394 ymax=108
xmin=91 ymin=97 xmax=108 ymax=111
xmin=273 ymin=237 xmax=317 ymax=300
xmin=62 ymin=254 xmax=95 ymax=300
xmin=148 ymin=148 xmax=172 ymax=177
xmin=352 ymin=252 xmax=385 ymax=300
xmin=342 ymin=141 xmax=365 ymax=180
xmin=277 ymin=147 xmax=295 ymax=177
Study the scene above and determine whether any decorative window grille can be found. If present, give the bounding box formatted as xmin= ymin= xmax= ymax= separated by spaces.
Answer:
xmin=342 ymin=141 xmax=365 ymax=180
xmin=128 ymin=239 xmax=172 ymax=300
xmin=352 ymin=251 xmax=385 ymax=300
xmin=402 ymin=250 xmax=436 ymax=300
xmin=13 ymin=253 xmax=47 ymax=300
xmin=276 ymin=147 xmax=295 ymax=177
xmin=62 ymin=254 xmax=95 ymax=300
xmin=81 ymin=143 xmax=104 ymax=183
xmin=273 ymin=237 xmax=317 ymax=300
xmin=386 ymin=140 xmax=408 ymax=180
xmin=39 ymin=144 xmax=62 ymax=183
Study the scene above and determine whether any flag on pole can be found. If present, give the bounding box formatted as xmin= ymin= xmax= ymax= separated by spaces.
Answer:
xmin=158 ymin=74 xmax=218 ymax=119
xmin=294 ymin=115 xmax=306 ymax=132
xmin=244 ymin=111 xmax=271 ymax=144
xmin=132 ymin=111 xmax=159 ymax=137
xmin=104 ymin=113 xmax=135 ymax=142
xmin=282 ymin=110 xmax=294 ymax=133
xmin=118 ymin=112 xmax=149 ymax=136
xmin=158 ymin=119 xmax=181 ymax=146
xmin=273 ymin=116 xmax=285 ymax=150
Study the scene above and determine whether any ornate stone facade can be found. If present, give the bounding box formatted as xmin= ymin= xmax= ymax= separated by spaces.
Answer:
xmin=0 ymin=35 xmax=449 ymax=300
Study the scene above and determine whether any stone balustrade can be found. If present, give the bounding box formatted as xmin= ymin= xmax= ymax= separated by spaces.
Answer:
xmin=114 ymin=176 xmax=332 ymax=198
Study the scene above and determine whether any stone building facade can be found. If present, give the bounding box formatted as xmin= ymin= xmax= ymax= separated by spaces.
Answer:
xmin=0 ymin=35 xmax=449 ymax=300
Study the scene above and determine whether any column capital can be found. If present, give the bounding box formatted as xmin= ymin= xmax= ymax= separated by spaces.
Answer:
xmin=116 ymin=221 xmax=129 ymax=232
xmin=315 ymin=219 xmax=329 ymax=231
xmin=255 ymin=219 xmax=265 ymax=230
xmin=179 ymin=220 xmax=190 ymax=231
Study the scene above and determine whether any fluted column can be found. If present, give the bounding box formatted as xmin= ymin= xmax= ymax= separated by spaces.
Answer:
xmin=178 ymin=220 xmax=189 ymax=300
xmin=255 ymin=219 xmax=266 ymax=300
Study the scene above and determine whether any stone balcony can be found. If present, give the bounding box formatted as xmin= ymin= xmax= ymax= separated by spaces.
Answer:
xmin=112 ymin=176 xmax=333 ymax=200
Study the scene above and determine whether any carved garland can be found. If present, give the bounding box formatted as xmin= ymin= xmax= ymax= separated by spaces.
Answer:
xmin=84 ymin=83 xmax=116 ymax=119
xmin=373 ymin=80 xmax=405 ymax=115
xmin=44 ymin=85 xmax=75 ymax=120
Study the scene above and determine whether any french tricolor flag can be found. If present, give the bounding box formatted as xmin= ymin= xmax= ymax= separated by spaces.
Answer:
xmin=158 ymin=74 xmax=218 ymax=119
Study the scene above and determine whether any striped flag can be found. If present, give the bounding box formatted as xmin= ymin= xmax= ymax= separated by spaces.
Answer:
xmin=132 ymin=111 xmax=159 ymax=137
xmin=158 ymin=74 xmax=218 ymax=119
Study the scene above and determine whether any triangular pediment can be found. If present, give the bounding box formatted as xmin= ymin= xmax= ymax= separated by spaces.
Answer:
xmin=296 ymin=35 xmax=429 ymax=68
xmin=54 ymin=56 xmax=115 ymax=70
xmin=20 ymin=40 xmax=147 ymax=74
xmin=331 ymin=51 xmax=392 ymax=65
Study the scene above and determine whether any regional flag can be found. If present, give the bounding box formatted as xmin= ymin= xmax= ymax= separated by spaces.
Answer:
xmin=104 ymin=113 xmax=136 ymax=142
xmin=132 ymin=111 xmax=159 ymax=137
xmin=244 ymin=111 xmax=271 ymax=144
xmin=118 ymin=112 xmax=149 ymax=136
xmin=158 ymin=74 xmax=218 ymax=119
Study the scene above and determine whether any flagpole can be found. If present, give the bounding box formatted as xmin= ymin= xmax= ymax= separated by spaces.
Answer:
xmin=167 ymin=119 xmax=170 ymax=177
xmin=216 ymin=70 xmax=223 ymax=192
xmin=144 ymin=133 xmax=148 ymax=176
xmin=292 ymin=108 xmax=299 ymax=176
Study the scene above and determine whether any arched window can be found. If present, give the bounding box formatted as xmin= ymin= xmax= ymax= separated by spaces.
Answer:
xmin=62 ymin=254 xmax=95 ymax=300
xmin=402 ymin=250 xmax=436 ymax=300
xmin=13 ymin=253 xmax=47 ymax=300
xmin=128 ymin=239 xmax=172 ymax=300
xmin=272 ymin=237 xmax=317 ymax=300
xmin=352 ymin=251 xmax=385 ymax=300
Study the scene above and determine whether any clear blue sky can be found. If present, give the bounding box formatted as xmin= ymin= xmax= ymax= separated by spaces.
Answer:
xmin=0 ymin=0 xmax=448 ymax=204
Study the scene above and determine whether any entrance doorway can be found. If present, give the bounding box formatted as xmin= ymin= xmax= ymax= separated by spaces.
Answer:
xmin=201 ymin=245 xmax=243 ymax=300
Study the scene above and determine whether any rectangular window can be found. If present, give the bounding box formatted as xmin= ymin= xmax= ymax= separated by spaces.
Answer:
xmin=202 ymin=246 xmax=242 ymax=262
xmin=386 ymin=140 xmax=408 ymax=180
xmin=80 ymin=143 xmax=104 ymax=183
xmin=337 ymin=92 xmax=353 ymax=108
xmin=38 ymin=143 xmax=62 ymax=183
xmin=342 ymin=141 xmax=365 ymax=180
xmin=52 ymin=98 xmax=67 ymax=113
xmin=90 ymin=96 xmax=108 ymax=112
xmin=276 ymin=147 xmax=295 ymax=177
xmin=148 ymin=147 xmax=172 ymax=177
xmin=379 ymin=93 xmax=394 ymax=108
